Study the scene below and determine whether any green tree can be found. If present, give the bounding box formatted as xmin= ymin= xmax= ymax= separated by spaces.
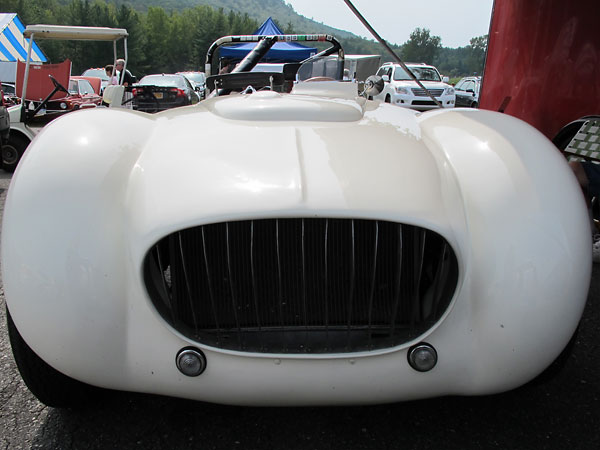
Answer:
xmin=466 ymin=35 xmax=488 ymax=75
xmin=401 ymin=28 xmax=441 ymax=64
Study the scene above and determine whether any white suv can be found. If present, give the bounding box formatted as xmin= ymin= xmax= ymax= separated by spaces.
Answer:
xmin=373 ymin=62 xmax=455 ymax=110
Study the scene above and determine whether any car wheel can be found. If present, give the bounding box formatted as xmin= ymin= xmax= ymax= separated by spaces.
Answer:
xmin=471 ymin=102 xmax=478 ymax=108
xmin=385 ymin=95 xmax=391 ymax=103
xmin=2 ymin=134 xmax=28 ymax=172
xmin=6 ymin=306 xmax=100 ymax=408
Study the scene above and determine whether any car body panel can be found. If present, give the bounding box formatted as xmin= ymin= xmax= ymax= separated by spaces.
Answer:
xmin=2 ymin=82 xmax=590 ymax=405
xmin=454 ymin=76 xmax=481 ymax=107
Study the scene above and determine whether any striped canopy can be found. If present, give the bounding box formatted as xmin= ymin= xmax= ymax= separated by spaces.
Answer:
xmin=0 ymin=13 xmax=47 ymax=62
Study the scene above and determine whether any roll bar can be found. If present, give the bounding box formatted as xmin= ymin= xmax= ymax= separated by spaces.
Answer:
xmin=204 ymin=34 xmax=344 ymax=77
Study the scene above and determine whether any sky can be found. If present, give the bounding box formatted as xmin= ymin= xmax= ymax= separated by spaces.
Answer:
xmin=284 ymin=0 xmax=495 ymax=48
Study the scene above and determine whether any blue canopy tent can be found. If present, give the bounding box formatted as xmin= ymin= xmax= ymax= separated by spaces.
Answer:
xmin=219 ymin=17 xmax=317 ymax=62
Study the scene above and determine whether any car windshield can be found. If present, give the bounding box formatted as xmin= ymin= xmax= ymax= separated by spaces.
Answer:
xmin=394 ymin=66 xmax=441 ymax=82
xmin=140 ymin=75 xmax=185 ymax=88
xmin=296 ymin=56 xmax=344 ymax=81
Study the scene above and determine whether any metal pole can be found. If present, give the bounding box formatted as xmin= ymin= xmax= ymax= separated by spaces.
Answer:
xmin=342 ymin=0 xmax=443 ymax=108
xmin=20 ymin=32 xmax=35 ymax=121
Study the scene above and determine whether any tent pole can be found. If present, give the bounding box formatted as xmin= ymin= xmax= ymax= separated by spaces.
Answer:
xmin=20 ymin=31 xmax=34 ymax=122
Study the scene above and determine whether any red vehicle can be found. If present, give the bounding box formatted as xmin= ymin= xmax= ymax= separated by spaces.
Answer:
xmin=45 ymin=76 xmax=102 ymax=113
xmin=480 ymin=0 xmax=600 ymax=150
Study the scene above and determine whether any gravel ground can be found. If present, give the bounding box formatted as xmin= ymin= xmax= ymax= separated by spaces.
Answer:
xmin=0 ymin=170 xmax=598 ymax=450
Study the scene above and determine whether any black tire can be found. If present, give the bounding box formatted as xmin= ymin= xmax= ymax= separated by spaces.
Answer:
xmin=6 ymin=306 xmax=99 ymax=408
xmin=471 ymin=102 xmax=478 ymax=108
xmin=2 ymin=134 xmax=29 ymax=172
xmin=385 ymin=94 xmax=391 ymax=103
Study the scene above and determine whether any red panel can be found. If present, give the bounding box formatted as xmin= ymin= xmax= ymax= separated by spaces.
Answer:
xmin=480 ymin=0 xmax=600 ymax=139
xmin=15 ymin=60 xmax=72 ymax=101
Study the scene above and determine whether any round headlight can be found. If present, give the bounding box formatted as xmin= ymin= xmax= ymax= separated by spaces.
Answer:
xmin=176 ymin=348 xmax=206 ymax=377
xmin=408 ymin=343 xmax=437 ymax=372
xmin=60 ymin=102 xmax=68 ymax=109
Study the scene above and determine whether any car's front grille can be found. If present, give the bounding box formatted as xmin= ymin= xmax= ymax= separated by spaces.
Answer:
xmin=412 ymin=88 xmax=444 ymax=97
xmin=144 ymin=218 xmax=459 ymax=354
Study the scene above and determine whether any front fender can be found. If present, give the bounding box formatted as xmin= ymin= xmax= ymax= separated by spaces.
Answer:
xmin=418 ymin=108 xmax=591 ymax=390
xmin=2 ymin=107 xmax=154 ymax=385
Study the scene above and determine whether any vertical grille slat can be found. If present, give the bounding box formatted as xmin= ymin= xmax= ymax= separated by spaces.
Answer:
xmin=249 ymin=220 xmax=264 ymax=350
xmin=346 ymin=219 xmax=356 ymax=350
xmin=367 ymin=221 xmax=379 ymax=349
xmin=301 ymin=219 xmax=308 ymax=348
xmin=144 ymin=218 xmax=459 ymax=354
xmin=225 ymin=223 xmax=243 ymax=347
xmin=389 ymin=223 xmax=403 ymax=337
xmin=323 ymin=219 xmax=330 ymax=350
xmin=177 ymin=232 xmax=199 ymax=336
xmin=201 ymin=226 xmax=221 ymax=344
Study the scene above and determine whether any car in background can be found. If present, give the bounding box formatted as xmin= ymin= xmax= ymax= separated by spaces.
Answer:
xmin=1 ymin=82 xmax=18 ymax=107
xmin=45 ymin=76 xmax=103 ymax=113
xmin=132 ymin=73 xmax=200 ymax=113
xmin=176 ymin=71 xmax=207 ymax=100
xmin=373 ymin=62 xmax=455 ymax=110
xmin=454 ymin=76 xmax=481 ymax=108
xmin=81 ymin=67 xmax=110 ymax=92
xmin=0 ymin=84 xmax=10 ymax=168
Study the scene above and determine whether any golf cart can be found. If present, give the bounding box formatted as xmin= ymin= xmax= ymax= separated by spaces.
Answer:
xmin=1 ymin=24 xmax=129 ymax=172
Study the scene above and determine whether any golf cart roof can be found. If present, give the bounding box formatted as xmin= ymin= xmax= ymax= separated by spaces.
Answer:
xmin=23 ymin=25 xmax=128 ymax=41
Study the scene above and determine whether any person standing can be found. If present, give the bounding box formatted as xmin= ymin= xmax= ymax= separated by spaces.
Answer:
xmin=104 ymin=64 xmax=118 ymax=85
xmin=115 ymin=58 xmax=134 ymax=86
xmin=115 ymin=58 xmax=134 ymax=108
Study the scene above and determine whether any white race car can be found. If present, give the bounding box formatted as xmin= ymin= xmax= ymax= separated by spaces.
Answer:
xmin=2 ymin=33 xmax=591 ymax=408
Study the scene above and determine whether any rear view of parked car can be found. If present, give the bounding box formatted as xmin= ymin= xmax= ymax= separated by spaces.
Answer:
xmin=133 ymin=74 xmax=199 ymax=113
xmin=177 ymin=71 xmax=207 ymax=100
xmin=454 ymin=76 xmax=481 ymax=108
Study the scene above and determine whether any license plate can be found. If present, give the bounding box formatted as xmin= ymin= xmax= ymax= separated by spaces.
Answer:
xmin=154 ymin=92 xmax=163 ymax=99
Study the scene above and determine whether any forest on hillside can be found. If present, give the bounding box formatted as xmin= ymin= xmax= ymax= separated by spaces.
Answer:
xmin=3 ymin=0 xmax=486 ymax=78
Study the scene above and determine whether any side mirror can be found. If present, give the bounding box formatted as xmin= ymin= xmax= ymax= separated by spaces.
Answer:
xmin=381 ymin=74 xmax=390 ymax=82
xmin=363 ymin=75 xmax=385 ymax=97
xmin=466 ymin=88 xmax=475 ymax=94
xmin=442 ymin=76 xmax=450 ymax=84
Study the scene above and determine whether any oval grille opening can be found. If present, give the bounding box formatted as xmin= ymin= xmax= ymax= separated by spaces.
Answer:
xmin=144 ymin=218 xmax=459 ymax=354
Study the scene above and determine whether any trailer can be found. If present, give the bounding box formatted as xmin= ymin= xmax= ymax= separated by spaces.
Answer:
xmin=479 ymin=0 xmax=600 ymax=151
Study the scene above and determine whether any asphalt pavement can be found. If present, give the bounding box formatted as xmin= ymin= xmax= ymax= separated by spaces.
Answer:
xmin=0 ymin=170 xmax=598 ymax=450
